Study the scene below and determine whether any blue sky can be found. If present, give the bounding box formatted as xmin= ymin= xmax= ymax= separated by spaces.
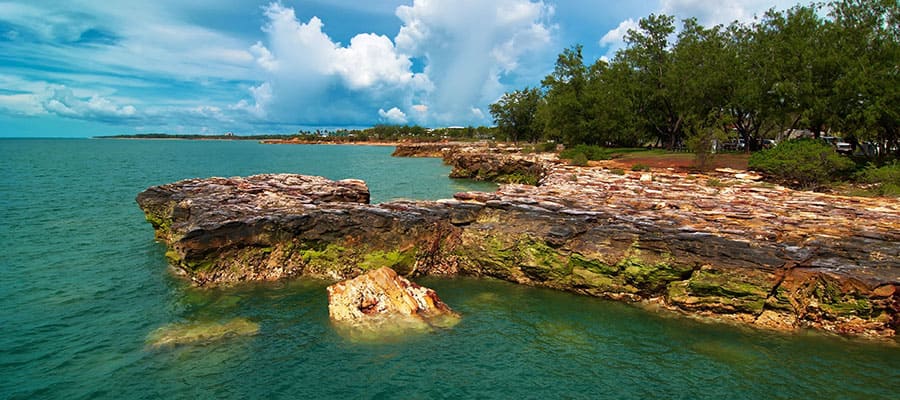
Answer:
xmin=0 ymin=0 xmax=798 ymax=137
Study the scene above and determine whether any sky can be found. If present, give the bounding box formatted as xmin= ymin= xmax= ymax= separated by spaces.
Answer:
xmin=0 ymin=0 xmax=800 ymax=137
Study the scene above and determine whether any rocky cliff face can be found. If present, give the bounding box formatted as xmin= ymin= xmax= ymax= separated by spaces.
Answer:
xmin=137 ymin=163 xmax=899 ymax=338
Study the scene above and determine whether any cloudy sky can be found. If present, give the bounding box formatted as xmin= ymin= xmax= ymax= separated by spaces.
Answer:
xmin=0 ymin=0 xmax=799 ymax=137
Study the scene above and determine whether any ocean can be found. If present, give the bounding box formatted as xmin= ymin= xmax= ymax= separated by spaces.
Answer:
xmin=0 ymin=138 xmax=896 ymax=399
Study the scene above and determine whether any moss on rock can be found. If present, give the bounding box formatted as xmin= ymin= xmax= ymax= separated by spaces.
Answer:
xmin=668 ymin=267 xmax=772 ymax=314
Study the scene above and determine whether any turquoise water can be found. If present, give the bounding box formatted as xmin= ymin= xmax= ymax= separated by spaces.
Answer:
xmin=0 ymin=139 xmax=896 ymax=399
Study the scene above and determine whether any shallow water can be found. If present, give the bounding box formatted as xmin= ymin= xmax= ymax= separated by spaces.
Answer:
xmin=0 ymin=139 xmax=896 ymax=399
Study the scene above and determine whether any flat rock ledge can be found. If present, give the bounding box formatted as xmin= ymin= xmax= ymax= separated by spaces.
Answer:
xmin=137 ymin=165 xmax=899 ymax=338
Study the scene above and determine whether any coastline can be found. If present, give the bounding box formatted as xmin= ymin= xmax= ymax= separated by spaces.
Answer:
xmin=136 ymin=145 xmax=899 ymax=339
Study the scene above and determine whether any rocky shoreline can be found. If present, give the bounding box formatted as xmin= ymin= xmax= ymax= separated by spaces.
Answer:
xmin=136 ymin=146 xmax=899 ymax=338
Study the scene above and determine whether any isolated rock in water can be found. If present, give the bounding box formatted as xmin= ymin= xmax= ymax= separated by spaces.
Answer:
xmin=147 ymin=318 xmax=259 ymax=347
xmin=327 ymin=267 xmax=459 ymax=338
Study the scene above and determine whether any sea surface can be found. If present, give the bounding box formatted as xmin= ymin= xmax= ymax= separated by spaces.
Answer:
xmin=0 ymin=138 xmax=896 ymax=399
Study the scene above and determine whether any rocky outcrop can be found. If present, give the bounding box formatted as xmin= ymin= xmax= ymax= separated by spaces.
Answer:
xmin=390 ymin=142 xmax=462 ymax=158
xmin=135 ymin=173 xmax=369 ymax=244
xmin=137 ymin=167 xmax=900 ymax=338
xmin=444 ymin=147 xmax=552 ymax=185
xmin=393 ymin=142 xmax=552 ymax=185
xmin=327 ymin=267 xmax=459 ymax=339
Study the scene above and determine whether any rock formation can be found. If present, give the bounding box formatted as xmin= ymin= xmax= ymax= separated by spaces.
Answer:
xmin=327 ymin=267 xmax=459 ymax=339
xmin=137 ymin=154 xmax=900 ymax=338
xmin=393 ymin=142 xmax=551 ymax=184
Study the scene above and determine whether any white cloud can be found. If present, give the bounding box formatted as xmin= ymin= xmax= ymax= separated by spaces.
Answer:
xmin=43 ymin=87 xmax=137 ymax=121
xmin=471 ymin=107 xmax=485 ymax=120
xmin=232 ymin=82 xmax=272 ymax=118
xmin=598 ymin=18 xmax=637 ymax=57
xmin=45 ymin=89 xmax=135 ymax=118
xmin=243 ymin=1 xmax=553 ymax=127
xmin=0 ymin=76 xmax=139 ymax=121
xmin=250 ymin=41 xmax=277 ymax=72
xmin=1 ymin=0 xmax=556 ymax=132
xmin=334 ymin=33 xmax=418 ymax=89
xmin=393 ymin=0 xmax=554 ymax=125
xmin=378 ymin=107 xmax=408 ymax=124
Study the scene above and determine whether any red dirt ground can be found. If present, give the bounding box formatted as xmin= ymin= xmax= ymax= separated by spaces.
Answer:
xmin=598 ymin=152 xmax=750 ymax=172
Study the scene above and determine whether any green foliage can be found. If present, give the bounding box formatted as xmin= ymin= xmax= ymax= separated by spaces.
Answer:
xmin=631 ymin=163 xmax=650 ymax=171
xmin=360 ymin=250 xmax=415 ymax=273
xmin=569 ymin=153 xmax=589 ymax=167
xmin=609 ymin=168 xmax=625 ymax=175
xmin=498 ymin=0 xmax=899 ymax=157
xmin=489 ymin=87 xmax=542 ymax=143
xmin=686 ymin=113 xmax=731 ymax=170
xmin=855 ymin=161 xmax=900 ymax=197
xmin=559 ymin=144 xmax=612 ymax=161
xmin=537 ymin=45 xmax=590 ymax=145
xmin=749 ymin=139 xmax=855 ymax=189
xmin=536 ymin=142 xmax=558 ymax=152
xmin=496 ymin=173 xmax=540 ymax=186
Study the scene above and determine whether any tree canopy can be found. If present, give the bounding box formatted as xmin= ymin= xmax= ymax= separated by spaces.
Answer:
xmin=489 ymin=0 xmax=899 ymax=156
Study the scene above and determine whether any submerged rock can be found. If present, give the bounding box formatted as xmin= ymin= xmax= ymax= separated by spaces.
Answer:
xmin=146 ymin=318 xmax=259 ymax=347
xmin=327 ymin=267 xmax=459 ymax=341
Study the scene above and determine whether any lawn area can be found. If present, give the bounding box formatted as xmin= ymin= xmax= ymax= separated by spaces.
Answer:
xmin=602 ymin=149 xmax=750 ymax=171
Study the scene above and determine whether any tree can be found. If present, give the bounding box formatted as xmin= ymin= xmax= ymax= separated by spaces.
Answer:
xmin=489 ymin=87 xmax=542 ymax=143
xmin=537 ymin=45 xmax=590 ymax=145
xmin=830 ymin=0 xmax=900 ymax=157
xmin=582 ymin=57 xmax=644 ymax=147
xmin=667 ymin=19 xmax=734 ymax=167
xmin=619 ymin=14 xmax=681 ymax=149
xmin=755 ymin=5 xmax=840 ymax=137
xmin=724 ymin=21 xmax=780 ymax=150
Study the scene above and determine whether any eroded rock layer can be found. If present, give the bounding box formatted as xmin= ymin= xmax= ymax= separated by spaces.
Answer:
xmin=137 ymin=166 xmax=900 ymax=338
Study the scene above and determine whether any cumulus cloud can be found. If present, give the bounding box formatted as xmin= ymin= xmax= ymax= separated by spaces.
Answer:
xmin=394 ymin=0 xmax=554 ymax=125
xmin=241 ymin=3 xmax=431 ymax=126
xmin=242 ymin=0 xmax=553 ymax=127
xmin=0 ymin=75 xmax=140 ymax=123
xmin=232 ymin=82 xmax=272 ymax=118
xmin=2 ymin=1 xmax=555 ymax=133
xmin=598 ymin=18 xmax=637 ymax=56
xmin=43 ymin=87 xmax=137 ymax=121
xmin=378 ymin=107 xmax=408 ymax=124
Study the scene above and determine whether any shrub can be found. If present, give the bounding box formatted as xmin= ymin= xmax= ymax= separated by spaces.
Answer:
xmin=855 ymin=161 xmax=900 ymax=197
xmin=559 ymin=144 xmax=613 ymax=161
xmin=609 ymin=168 xmax=625 ymax=175
xmin=536 ymin=142 xmax=558 ymax=152
xmin=497 ymin=172 xmax=540 ymax=185
xmin=569 ymin=152 xmax=589 ymax=166
xmin=631 ymin=163 xmax=650 ymax=171
xmin=748 ymin=139 xmax=854 ymax=190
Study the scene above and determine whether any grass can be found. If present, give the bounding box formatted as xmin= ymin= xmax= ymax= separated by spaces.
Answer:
xmin=631 ymin=163 xmax=651 ymax=172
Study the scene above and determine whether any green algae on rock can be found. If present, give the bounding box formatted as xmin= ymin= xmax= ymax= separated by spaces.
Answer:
xmin=147 ymin=318 xmax=259 ymax=348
